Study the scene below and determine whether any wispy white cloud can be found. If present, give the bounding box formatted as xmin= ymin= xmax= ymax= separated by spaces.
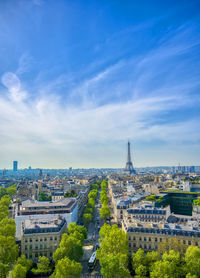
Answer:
xmin=16 ymin=53 xmax=34 ymax=76
xmin=1 ymin=72 xmax=27 ymax=102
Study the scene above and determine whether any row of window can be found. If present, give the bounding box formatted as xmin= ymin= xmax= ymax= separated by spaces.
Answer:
xmin=25 ymin=252 xmax=52 ymax=259
xmin=24 ymin=236 xmax=58 ymax=243
xmin=129 ymin=236 xmax=162 ymax=242
xmin=132 ymin=215 xmax=165 ymax=219
xmin=127 ymin=228 xmax=200 ymax=237
xmin=129 ymin=242 xmax=155 ymax=250
xmin=128 ymin=237 xmax=199 ymax=246
xmin=24 ymin=244 xmax=57 ymax=250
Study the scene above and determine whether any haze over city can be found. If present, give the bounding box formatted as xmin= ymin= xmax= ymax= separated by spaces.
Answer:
xmin=0 ymin=0 xmax=200 ymax=169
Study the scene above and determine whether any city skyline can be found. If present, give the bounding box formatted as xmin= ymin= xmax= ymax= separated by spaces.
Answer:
xmin=0 ymin=0 xmax=200 ymax=168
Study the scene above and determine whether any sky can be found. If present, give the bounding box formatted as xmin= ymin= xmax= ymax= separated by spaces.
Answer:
xmin=0 ymin=0 xmax=200 ymax=169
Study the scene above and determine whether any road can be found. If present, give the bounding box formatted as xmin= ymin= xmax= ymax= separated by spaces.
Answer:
xmin=81 ymin=191 xmax=103 ymax=277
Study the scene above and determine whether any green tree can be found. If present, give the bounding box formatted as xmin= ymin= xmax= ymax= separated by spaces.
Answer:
xmin=0 ymin=235 xmax=18 ymax=269
xmin=150 ymin=250 xmax=184 ymax=278
xmin=100 ymin=204 xmax=110 ymax=220
xmin=101 ymin=180 xmax=108 ymax=190
xmin=0 ymin=218 xmax=16 ymax=237
xmin=53 ymin=234 xmax=83 ymax=263
xmin=70 ymin=230 xmax=84 ymax=244
xmin=83 ymin=213 xmax=92 ymax=226
xmin=132 ymin=249 xmax=159 ymax=277
xmin=135 ymin=264 xmax=147 ymax=278
xmin=0 ymin=195 xmax=11 ymax=221
xmin=53 ymin=247 xmax=66 ymax=263
xmin=98 ymin=224 xmax=130 ymax=277
xmin=146 ymin=251 xmax=160 ymax=272
xmin=88 ymin=198 xmax=95 ymax=208
xmin=38 ymin=192 xmax=52 ymax=201
xmin=193 ymin=199 xmax=200 ymax=206
xmin=185 ymin=246 xmax=200 ymax=277
xmin=9 ymin=264 xmax=26 ymax=278
xmin=99 ymin=223 xmax=112 ymax=239
xmin=99 ymin=224 xmax=128 ymax=255
xmin=90 ymin=183 xmax=100 ymax=190
xmin=101 ymin=193 xmax=109 ymax=204
xmin=0 ymin=188 xmax=7 ymax=199
xmin=132 ymin=249 xmax=146 ymax=271
xmin=186 ymin=274 xmax=198 ymax=278
xmin=99 ymin=253 xmax=130 ymax=278
xmin=146 ymin=195 xmax=156 ymax=201
xmin=0 ymin=262 xmax=10 ymax=278
xmin=68 ymin=223 xmax=87 ymax=239
xmin=15 ymin=255 xmax=32 ymax=272
xmin=88 ymin=190 xmax=98 ymax=200
xmin=6 ymin=186 xmax=17 ymax=199
xmin=84 ymin=207 xmax=93 ymax=214
xmin=32 ymin=256 xmax=51 ymax=275
xmin=51 ymin=257 xmax=82 ymax=278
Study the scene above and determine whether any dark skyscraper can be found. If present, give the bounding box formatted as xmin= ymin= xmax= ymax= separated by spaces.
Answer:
xmin=39 ymin=169 xmax=43 ymax=179
xmin=124 ymin=141 xmax=136 ymax=174
xmin=13 ymin=161 xmax=18 ymax=171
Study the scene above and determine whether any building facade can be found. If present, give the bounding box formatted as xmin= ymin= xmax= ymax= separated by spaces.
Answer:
xmin=21 ymin=216 xmax=67 ymax=260
xmin=15 ymin=198 xmax=78 ymax=240
xmin=122 ymin=204 xmax=200 ymax=253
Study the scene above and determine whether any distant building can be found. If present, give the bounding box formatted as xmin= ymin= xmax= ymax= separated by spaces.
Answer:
xmin=21 ymin=216 xmax=67 ymax=260
xmin=52 ymin=192 xmax=64 ymax=201
xmin=1 ymin=169 xmax=6 ymax=179
xmin=190 ymin=166 xmax=195 ymax=173
xmin=13 ymin=161 xmax=18 ymax=171
xmin=39 ymin=169 xmax=43 ymax=179
xmin=158 ymin=191 xmax=200 ymax=216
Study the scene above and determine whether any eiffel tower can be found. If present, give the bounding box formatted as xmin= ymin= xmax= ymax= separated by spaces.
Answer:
xmin=124 ymin=141 xmax=136 ymax=174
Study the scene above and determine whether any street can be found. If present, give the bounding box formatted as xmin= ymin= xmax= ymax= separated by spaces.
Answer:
xmin=81 ymin=191 xmax=103 ymax=277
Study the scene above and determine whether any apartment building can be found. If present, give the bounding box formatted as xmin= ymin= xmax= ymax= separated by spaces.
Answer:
xmin=15 ymin=198 xmax=78 ymax=239
xmin=21 ymin=216 xmax=67 ymax=260
xmin=122 ymin=204 xmax=200 ymax=253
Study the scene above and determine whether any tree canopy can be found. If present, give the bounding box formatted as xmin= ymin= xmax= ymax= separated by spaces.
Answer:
xmin=100 ymin=204 xmax=111 ymax=220
xmin=0 ymin=185 xmax=17 ymax=200
xmin=38 ymin=192 xmax=52 ymax=201
xmin=146 ymin=195 xmax=156 ymax=201
xmin=97 ymin=224 xmax=130 ymax=277
xmin=185 ymin=246 xmax=200 ymax=277
xmin=9 ymin=264 xmax=27 ymax=278
xmin=50 ymin=257 xmax=82 ymax=278
xmin=32 ymin=256 xmax=51 ymax=275
xmin=53 ymin=233 xmax=83 ymax=263
xmin=0 ymin=195 xmax=18 ymax=278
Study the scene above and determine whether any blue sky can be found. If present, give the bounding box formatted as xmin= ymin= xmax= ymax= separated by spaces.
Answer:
xmin=0 ymin=0 xmax=200 ymax=169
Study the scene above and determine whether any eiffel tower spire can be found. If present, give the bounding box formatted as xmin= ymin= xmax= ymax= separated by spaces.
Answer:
xmin=124 ymin=141 xmax=136 ymax=174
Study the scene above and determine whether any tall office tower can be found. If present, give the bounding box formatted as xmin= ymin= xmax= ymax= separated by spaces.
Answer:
xmin=39 ymin=169 xmax=43 ymax=178
xmin=124 ymin=141 xmax=136 ymax=174
xmin=1 ymin=169 xmax=6 ymax=179
xmin=13 ymin=161 xmax=18 ymax=171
